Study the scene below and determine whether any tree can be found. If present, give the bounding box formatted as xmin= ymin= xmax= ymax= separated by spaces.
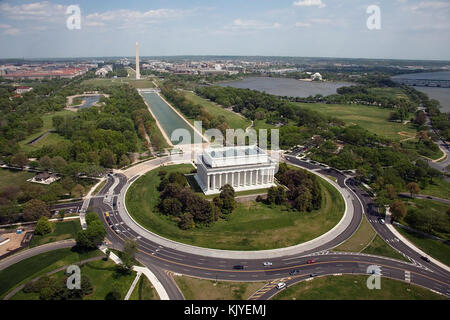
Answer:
xmin=390 ymin=200 xmax=406 ymax=222
xmin=385 ymin=184 xmax=397 ymax=200
xmin=119 ymin=154 xmax=130 ymax=168
xmin=34 ymin=216 xmax=53 ymax=235
xmin=406 ymin=182 xmax=421 ymax=198
xmin=71 ymin=184 xmax=85 ymax=198
xmin=178 ymin=212 xmax=194 ymax=230
xmin=23 ymin=199 xmax=50 ymax=221
xmin=39 ymin=156 xmax=52 ymax=170
xmin=75 ymin=214 xmax=106 ymax=250
xmin=100 ymin=149 xmax=116 ymax=168
xmin=122 ymin=239 xmax=139 ymax=270
xmin=11 ymin=152 xmax=28 ymax=168
xmin=51 ymin=156 xmax=67 ymax=172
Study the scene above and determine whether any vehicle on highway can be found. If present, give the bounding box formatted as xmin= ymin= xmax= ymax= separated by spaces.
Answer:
xmin=263 ymin=262 xmax=273 ymax=266
xmin=289 ymin=269 xmax=300 ymax=275
xmin=104 ymin=212 xmax=109 ymax=217
xmin=426 ymin=196 xmax=433 ymax=199
xmin=421 ymin=256 xmax=431 ymax=263
xmin=379 ymin=218 xmax=385 ymax=225
xmin=233 ymin=265 xmax=245 ymax=270
xmin=307 ymin=259 xmax=316 ymax=264
xmin=276 ymin=282 xmax=286 ymax=290
xmin=114 ymin=228 xmax=121 ymax=233
xmin=309 ymin=273 xmax=318 ymax=277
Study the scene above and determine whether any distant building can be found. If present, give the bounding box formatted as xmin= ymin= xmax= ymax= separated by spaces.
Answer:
xmin=95 ymin=65 xmax=113 ymax=77
xmin=28 ymin=172 xmax=60 ymax=185
xmin=195 ymin=145 xmax=277 ymax=195
xmin=311 ymin=72 xmax=323 ymax=81
xmin=15 ymin=86 xmax=33 ymax=95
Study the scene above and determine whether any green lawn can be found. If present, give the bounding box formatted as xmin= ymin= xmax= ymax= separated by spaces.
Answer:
xmin=362 ymin=235 xmax=407 ymax=261
xmin=0 ymin=248 xmax=103 ymax=299
xmin=10 ymin=259 xmax=136 ymax=300
xmin=182 ymin=91 xmax=252 ymax=130
xmin=129 ymin=275 xmax=159 ymax=300
xmin=418 ymin=178 xmax=450 ymax=200
xmin=396 ymin=227 xmax=450 ymax=266
xmin=174 ymin=275 xmax=265 ymax=300
xmin=334 ymin=214 xmax=407 ymax=262
xmin=0 ymin=168 xmax=34 ymax=189
xmin=82 ymin=78 xmax=155 ymax=89
xmin=273 ymin=275 xmax=446 ymax=300
xmin=402 ymin=198 xmax=450 ymax=239
xmin=19 ymin=109 xmax=74 ymax=152
xmin=126 ymin=164 xmax=345 ymax=250
xmin=297 ymin=103 xmax=417 ymax=142
xmin=29 ymin=220 xmax=81 ymax=247
xmin=367 ymin=87 xmax=412 ymax=101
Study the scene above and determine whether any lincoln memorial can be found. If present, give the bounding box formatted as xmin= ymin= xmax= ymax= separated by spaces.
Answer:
xmin=195 ymin=145 xmax=277 ymax=195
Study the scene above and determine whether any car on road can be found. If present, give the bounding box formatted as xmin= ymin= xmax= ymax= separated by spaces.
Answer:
xmin=276 ymin=282 xmax=286 ymax=290
xmin=263 ymin=262 xmax=273 ymax=266
xmin=104 ymin=212 xmax=109 ymax=217
xmin=421 ymin=256 xmax=431 ymax=263
xmin=309 ymin=273 xmax=318 ymax=277
xmin=378 ymin=218 xmax=385 ymax=225
xmin=114 ymin=228 xmax=121 ymax=233
xmin=289 ymin=269 xmax=300 ymax=275
xmin=307 ymin=259 xmax=316 ymax=264
xmin=233 ymin=265 xmax=245 ymax=270
xmin=426 ymin=196 xmax=433 ymax=199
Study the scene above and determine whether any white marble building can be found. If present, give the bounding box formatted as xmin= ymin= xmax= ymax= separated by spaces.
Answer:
xmin=195 ymin=145 xmax=277 ymax=195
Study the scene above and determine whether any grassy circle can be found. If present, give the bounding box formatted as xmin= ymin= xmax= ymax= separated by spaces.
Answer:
xmin=125 ymin=164 xmax=345 ymax=251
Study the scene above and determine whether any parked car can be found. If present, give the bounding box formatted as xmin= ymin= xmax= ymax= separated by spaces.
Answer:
xmin=263 ymin=262 xmax=273 ymax=266
xmin=276 ymin=282 xmax=286 ymax=290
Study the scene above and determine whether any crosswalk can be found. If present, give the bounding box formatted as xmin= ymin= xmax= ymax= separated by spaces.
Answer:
xmin=248 ymin=277 xmax=296 ymax=300
xmin=405 ymin=270 xmax=411 ymax=283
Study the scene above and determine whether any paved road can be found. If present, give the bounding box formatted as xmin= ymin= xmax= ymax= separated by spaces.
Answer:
xmin=0 ymin=239 xmax=76 ymax=271
xmin=85 ymin=156 xmax=449 ymax=299
xmin=398 ymin=193 xmax=450 ymax=205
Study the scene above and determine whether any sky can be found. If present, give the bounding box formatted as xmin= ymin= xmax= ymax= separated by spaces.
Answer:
xmin=0 ymin=0 xmax=449 ymax=60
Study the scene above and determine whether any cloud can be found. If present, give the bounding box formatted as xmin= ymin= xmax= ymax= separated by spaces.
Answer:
xmin=295 ymin=22 xmax=312 ymax=28
xmin=228 ymin=19 xmax=281 ymax=30
xmin=295 ymin=18 xmax=333 ymax=28
xmin=410 ymin=1 xmax=450 ymax=11
xmin=0 ymin=1 xmax=65 ymax=21
xmin=3 ymin=28 xmax=20 ymax=36
xmin=293 ymin=0 xmax=326 ymax=8
xmin=85 ymin=8 xmax=190 ymax=30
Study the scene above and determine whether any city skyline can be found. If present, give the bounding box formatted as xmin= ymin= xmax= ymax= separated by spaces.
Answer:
xmin=0 ymin=0 xmax=449 ymax=60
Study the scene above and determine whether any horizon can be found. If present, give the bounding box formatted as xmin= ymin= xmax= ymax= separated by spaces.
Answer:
xmin=0 ymin=0 xmax=449 ymax=60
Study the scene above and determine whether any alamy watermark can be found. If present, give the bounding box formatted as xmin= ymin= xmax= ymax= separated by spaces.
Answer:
xmin=66 ymin=5 xmax=81 ymax=30
xmin=366 ymin=265 xmax=381 ymax=290
xmin=66 ymin=265 xmax=81 ymax=289
xmin=367 ymin=5 xmax=381 ymax=30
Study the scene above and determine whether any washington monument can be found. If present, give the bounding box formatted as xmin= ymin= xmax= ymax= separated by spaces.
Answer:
xmin=135 ymin=42 xmax=141 ymax=80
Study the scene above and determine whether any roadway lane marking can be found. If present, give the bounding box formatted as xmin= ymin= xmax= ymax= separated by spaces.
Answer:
xmin=405 ymin=271 xmax=411 ymax=283
xmin=103 ymin=215 xmax=450 ymax=289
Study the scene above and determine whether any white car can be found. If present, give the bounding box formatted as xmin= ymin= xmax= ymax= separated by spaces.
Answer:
xmin=263 ymin=262 xmax=273 ymax=266
xmin=276 ymin=282 xmax=286 ymax=290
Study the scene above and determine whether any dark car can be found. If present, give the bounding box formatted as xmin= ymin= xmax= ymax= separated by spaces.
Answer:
xmin=309 ymin=273 xmax=318 ymax=277
xmin=233 ymin=265 xmax=245 ymax=270
xmin=289 ymin=269 xmax=300 ymax=275
xmin=426 ymin=196 xmax=433 ymax=199
xmin=421 ymin=256 xmax=431 ymax=263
